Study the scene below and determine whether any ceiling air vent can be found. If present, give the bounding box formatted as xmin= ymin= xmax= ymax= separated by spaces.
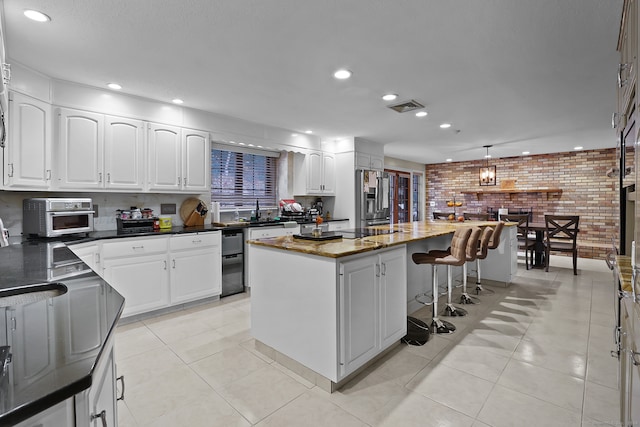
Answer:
xmin=387 ymin=99 xmax=425 ymax=113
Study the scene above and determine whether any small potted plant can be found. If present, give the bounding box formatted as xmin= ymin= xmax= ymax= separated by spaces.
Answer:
xmin=313 ymin=216 xmax=324 ymax=237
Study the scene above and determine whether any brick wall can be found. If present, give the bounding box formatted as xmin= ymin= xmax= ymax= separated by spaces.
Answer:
xmin=425 ymin=148 xmax=618 ymax=259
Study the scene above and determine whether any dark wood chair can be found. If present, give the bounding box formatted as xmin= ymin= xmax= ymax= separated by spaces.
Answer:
xmin=502 ymin=214 xmax=536 ymax=269
xmin=463 ymin=212 xmax=490 ymax=221
xmin=433 ymin=212 xmax=454 ymax=220
xmin=544 ymin=215 xmax=580 ymax=275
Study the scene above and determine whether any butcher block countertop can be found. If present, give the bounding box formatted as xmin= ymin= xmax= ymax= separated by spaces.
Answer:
xmin=247 ymin=220 xmax=512 ymax=258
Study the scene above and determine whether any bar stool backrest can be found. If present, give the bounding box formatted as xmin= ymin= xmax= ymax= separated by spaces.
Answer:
xmin=465 ymin=227 xmax=483 ymax=261
xmin=449 ymin=227 xmax=473 ymax=266
xmin=487 ymin=221 xmax=505 ymax=250
xmin=476 ymin=226 xmax=494 ymax=259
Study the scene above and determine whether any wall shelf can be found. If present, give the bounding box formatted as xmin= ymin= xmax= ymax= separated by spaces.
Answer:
xmin=460 ymin=188 xmax=563 ymax=200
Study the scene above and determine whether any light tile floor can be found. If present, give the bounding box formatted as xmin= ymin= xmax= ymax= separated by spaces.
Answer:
xmin=115 ymin=256 xmax=621 ymax=426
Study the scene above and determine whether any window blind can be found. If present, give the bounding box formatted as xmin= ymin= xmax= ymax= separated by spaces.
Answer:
xmin=211 ymin=149 xmax=277 ymax=208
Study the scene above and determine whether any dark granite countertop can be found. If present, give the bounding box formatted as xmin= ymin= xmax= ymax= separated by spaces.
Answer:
xmin=0 ymin=242 xmax=125 ymax=426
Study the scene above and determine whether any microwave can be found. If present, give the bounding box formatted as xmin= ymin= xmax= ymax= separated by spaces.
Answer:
xmin=23 ymin=198 xmax=95 ymax=238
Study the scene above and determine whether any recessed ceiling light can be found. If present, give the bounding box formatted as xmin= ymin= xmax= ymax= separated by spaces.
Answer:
xmin=446 ymin=158 xmax=453 ymax=162
xmin=522 ymin=151 xmax=530 ymax=155
xmin=238 ymin=142 xmax=246 ymax=146
xmin=107 ymin=83 xmax=122 ymax=90
xmin=574 ymin=146 xmax=583 ymax=150
xmin=305 ymin=130 xmax=313 ymax=134
xmin=415 ymin=111 xmax=428 ymax=117
xmin=439 ymin=123 xmax=452 ymax=129
xmin=382 ymin=94 xmax=398 ymax=101
xmin=172 ymin=98 xmax=184 ymax=104
xmin=333 ymin=69 xmax=352 ymax=79
xmin=291 ymin=133 xmax=298 ymax=137
xmin=24 ymin=9 xmax=51 ymax=22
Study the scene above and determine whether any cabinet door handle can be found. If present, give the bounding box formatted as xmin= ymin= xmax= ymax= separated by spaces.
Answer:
xmin=46 ymin=169 xmax=51 ymax=181
xmin=98 ymin=172 xmax=102 ymax=183
xmin=131 ymin=245 xmax=144 ymax=250
xmin=381 ymin=262 xmax=386 ymax=276
xmin=7 ymin=163 xmax=13 ymax=177
xmin=91 ymin=410 xmax=107 ymax=427
xmin=107 ymin=172 xmax=111 ymax=183
xmin=192 ymin=239 xmax=201 ymax=244
xmin=183 ymin=177 xmax=187 ymax=186
xmin=172 ymin=259 xmax=176 ymax=269
xmin=163 ymin=260 xmax=167 ymax=270
xmin=631 ymin=349 xmax=640 ymax=366
xmin=375 ymin=264 xmax=380 ymax=277
xmin=177 ymin=176 xmax=181 ymax=185
xmin=116 ymin=375 xmax=125 ymax=401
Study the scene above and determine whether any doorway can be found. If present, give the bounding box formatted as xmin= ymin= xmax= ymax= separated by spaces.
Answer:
xmin=387 ymin=170 xmax=411 ymax=224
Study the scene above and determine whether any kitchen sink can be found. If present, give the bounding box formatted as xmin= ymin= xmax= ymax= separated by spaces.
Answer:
xmin=0 ymin=283 xmax=67 ymax=307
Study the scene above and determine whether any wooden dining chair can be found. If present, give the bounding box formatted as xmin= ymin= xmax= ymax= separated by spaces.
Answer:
xmin=463 ymin=212 xmax=490 ymax=221
xmin=502 ymin=214 xmax=536 ymax=269
xmin=544 ymin=215 xmax=580 ymax=275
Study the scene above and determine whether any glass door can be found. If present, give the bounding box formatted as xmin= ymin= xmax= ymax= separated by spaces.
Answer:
xmin=387 ymin=170 xmax=411 ymax=224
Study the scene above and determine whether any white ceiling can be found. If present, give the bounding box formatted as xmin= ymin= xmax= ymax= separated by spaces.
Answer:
xmin=0 ymin=0 xmax=624 ymax=164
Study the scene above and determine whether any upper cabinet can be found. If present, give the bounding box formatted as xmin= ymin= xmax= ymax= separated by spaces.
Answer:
xmin=3 ymin=91 xmax=52 ymax=189
xmin=355 ymin=152 xmax=384 ymax=171
xmin=56 ymin=108 xmax=145 ymax=191
xmin=293 ymin=150 xmax=335 ymax=196
xmin=148 ymin=123 xmax=209 ymax=192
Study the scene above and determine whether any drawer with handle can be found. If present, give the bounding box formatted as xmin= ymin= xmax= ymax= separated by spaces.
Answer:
xmin=102 ymin=236 xmax=168 ymax=258
xmin=170 ymin=231 xmax=220 ymax=251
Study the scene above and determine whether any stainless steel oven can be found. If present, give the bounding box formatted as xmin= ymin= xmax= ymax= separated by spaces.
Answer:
xmin=23 ymin=198 xmax=94 ymax=237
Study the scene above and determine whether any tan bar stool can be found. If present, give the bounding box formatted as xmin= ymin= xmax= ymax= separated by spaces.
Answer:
xmin=412 ymin=227 xmax=472 ymax=334
xmin=426 ymin=227 xmax=482 ymax=311
xmin=474 ymin=221 xmax=505 ymax=295
xmin=460 ymin=226 xmax=493 ymax=305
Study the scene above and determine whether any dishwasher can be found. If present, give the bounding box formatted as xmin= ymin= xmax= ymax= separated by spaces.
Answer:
xmin=221 ymin=229 xmax=244 ymax=297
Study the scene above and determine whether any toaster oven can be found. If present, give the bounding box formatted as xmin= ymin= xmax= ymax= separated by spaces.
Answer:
xmin=23 ymin=198 xmax=95 ymax=237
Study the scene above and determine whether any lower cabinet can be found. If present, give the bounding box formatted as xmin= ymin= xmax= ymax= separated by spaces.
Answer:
xmin=75 ymin=339 xmax=118 ymax=427
xmin=620 ymin=297 xmax=640 ymax=425
xmin=15 ymin=339 xmax=119 ymax=427
xmin=103 ymin=251 xmax=170 ymax=317
xmin=327 ymin=220 xmax=350 ymax=231
xmin=339 ymin=247 xmax=407 ymax=378
xmin=100 ymin=232 xmax=222 ymax=318
xmin=169 ymin=233 xmax=221 ymax=304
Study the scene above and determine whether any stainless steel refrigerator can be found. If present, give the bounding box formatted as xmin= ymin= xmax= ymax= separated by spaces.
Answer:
xmin=355 ymin=169 xmax=390 ymax=228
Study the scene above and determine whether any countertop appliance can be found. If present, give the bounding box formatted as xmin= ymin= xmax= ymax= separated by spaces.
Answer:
xmin=221 ymin=229 xmax=244 ymax=297
xmin=23 ymin=198 xmax=94 ymax=238
xmin=356 ymin=169 xmax=390 ymax=228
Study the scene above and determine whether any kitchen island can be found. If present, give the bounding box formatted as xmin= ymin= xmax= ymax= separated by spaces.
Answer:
xmin=248 ymin=220 xmax=517 ymax=391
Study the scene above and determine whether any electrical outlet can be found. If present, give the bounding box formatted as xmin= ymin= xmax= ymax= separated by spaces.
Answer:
xmin=161 ymin=203 xmax=176 ymax=214
xmin=429 ymin=201 xmax=435 ymax=207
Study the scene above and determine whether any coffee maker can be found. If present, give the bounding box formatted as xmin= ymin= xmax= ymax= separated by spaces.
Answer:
xmin=311 ymin=198 xmax=323 ymax=216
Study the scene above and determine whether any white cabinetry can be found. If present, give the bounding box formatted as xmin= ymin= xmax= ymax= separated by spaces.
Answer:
xmin=293 ymin=151 xmax=336 ymax=195
xmin=74 ymin=339 xmax=117 ymax=427
xmin=69 ymin=241 xmax=101 ymax=273
xmin=148 ymin=123 xmax=209 ymax=192
xmin=169 ymin=232 xmax=222 ymax=304
xmin=101 ymin=232 xmax=221 ymax=318
xmin=102 ymin=236 xmax=170 ymax=317
xmin=56 ymin=108 xmax=145 ymax=191
xmin=4 ymin=91 xmax=52 ymax=189
xmin=327 ymin=220 xmax=350 ymax=231
xmin=339 ymin=247 xmax=406 ymax=378
xmin=355 ymin=152 xmax=384 ymax=171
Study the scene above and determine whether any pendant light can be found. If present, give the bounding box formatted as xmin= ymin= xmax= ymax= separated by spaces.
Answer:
xmin=479 ymin=145 xmax=496 ymax=186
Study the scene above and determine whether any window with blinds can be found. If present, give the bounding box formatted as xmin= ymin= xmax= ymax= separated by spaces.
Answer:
xmin=211 ymin=149 xmax=277 ymax=208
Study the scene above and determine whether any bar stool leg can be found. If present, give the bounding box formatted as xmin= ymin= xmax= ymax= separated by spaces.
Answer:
xmin=431 ymin=265 xmax=456 ymax=334
xmin=459 ymin=263 xmax=476 ymax=305
xmin=474 ymin=258 xmax=495 ymax=295
xmin=444 ymin=265 xmax=467 ymax=317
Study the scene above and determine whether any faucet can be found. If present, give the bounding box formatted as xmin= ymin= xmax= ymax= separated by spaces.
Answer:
xmin=256 ymin=199 xmax=261 ymax=221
